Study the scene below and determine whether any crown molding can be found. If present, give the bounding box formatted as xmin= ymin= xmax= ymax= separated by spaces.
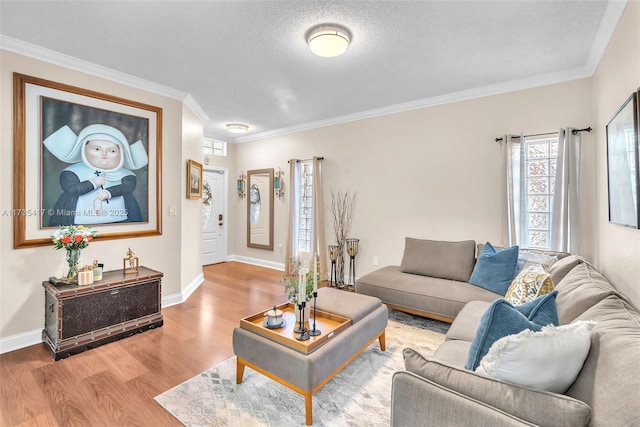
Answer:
xmin=184 ymin=94 xmax=210 ymax=123
xmin=584 ymin=0 xmax=628 ymax=74
xmin=235 ymin=65 xmax=592 ymax=143
xmin=0 ymin=35 xmax=208 ymax=118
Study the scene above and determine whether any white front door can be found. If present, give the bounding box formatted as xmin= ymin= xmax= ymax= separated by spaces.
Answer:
xmin=202 ymin=168 xmax=226 ymax=265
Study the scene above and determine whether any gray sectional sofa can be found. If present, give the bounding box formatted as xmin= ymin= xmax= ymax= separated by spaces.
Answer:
xmin=356 ymin=238 xmax=567 ymax=322
xmin=390 ymin=256 xmax=640 ymax=426
xmin=356 ymin=238 xmax=639 ymax=425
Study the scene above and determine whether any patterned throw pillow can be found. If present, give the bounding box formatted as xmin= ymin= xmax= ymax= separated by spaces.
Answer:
xmin=505 ymin=264 xmax=555 ymax=306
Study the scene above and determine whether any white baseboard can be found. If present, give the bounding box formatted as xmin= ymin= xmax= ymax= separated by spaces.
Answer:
xmin=179 ymin=272 xmax=205 ymax=305
xmin=0 ymin=272 xmax=206 ymax=355
xmin=0 ymin=328 xmax=42 ymax=354
xmin=228 ymin=254 xmax=285 ymax=271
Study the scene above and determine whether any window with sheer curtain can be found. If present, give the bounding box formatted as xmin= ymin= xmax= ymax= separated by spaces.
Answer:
xmin=504 ymin=128 xmax=581 ymax=253
xmin=297 ymin=160 xmax=313 ymax=253
xmin=285 ymin=157 xmax=327 ymax=278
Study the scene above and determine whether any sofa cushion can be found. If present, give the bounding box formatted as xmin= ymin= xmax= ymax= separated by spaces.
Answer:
xmin=548 ymin=254 xmax=586 ymax=284
xmin=357 ymin=265 xmax=501 ymax=320
xmin=465 ymin=298 xmax=551 ymax=370
xmin=403 ymin=350 xmax=592 ymax=427
xmin=469 ymin=242 xmax=519 ymax=295
xmin=445 ymin=300 xmax=492 ymax=342
xmin=554 ymin=262 xmax=618 ymax=324
xmin=431 ymin=339 xmax=472 ymax=368
xmin=567 ymin=295 xmax=640 ymax=427
xmin=400 ymin=238 xmax=476 ymax=282
xmin=475 ymin=320 xmax=596 ymax=393
xmin=505 ymin=264 xmax=555 ymax=305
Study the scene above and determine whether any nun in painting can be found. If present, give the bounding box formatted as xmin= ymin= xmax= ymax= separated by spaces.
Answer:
xmin=44 ymin=124 xmax=148 ymax=226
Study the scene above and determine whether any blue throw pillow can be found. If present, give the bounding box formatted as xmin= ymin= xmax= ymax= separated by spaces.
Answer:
xmin=465 ymin=299 xmax=545 ymax=371
xmin=517 ymin=290 xmax=559 ymax=327
xmin=469 ymin=242 xmax=519 ymax=295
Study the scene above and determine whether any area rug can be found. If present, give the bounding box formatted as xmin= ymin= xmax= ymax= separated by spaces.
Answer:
xmin=155 ymin=313 xmax=448 ymax=426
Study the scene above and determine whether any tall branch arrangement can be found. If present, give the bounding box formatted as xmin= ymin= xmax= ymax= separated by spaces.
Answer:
xmin=330 ymin=190 xmax=356 ymax=245
xmin=330 ymin=190 xmax=356 ymax=285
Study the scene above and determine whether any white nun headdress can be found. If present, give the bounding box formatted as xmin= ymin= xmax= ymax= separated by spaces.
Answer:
xmin=43 ymin=124 xmax=149 ymax=171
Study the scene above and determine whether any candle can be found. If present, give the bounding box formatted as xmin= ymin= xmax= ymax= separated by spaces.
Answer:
xmin=298 ymin=268 xmax=304 ymax=304
xmin=313 ymin=253 xmax=318 ymax=291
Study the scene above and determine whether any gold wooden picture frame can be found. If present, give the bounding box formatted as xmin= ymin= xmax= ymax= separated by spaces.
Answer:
xmin=13 ymin=73 xmax=163 ymax=248
xmin=187 ymin=159 xmax=203 ymax=199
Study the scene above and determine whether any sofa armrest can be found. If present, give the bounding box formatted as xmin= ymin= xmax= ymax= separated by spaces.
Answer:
xmin=391 ymin=371 xmax=536 ymax=426
xmin=401 ymin=348 xmax=591 ymax=427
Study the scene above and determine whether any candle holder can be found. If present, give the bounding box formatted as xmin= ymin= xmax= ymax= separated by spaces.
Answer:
xmin=346 ymin=238 xmax=359 ymax=287
xmin=309 ymin=291 xmax=321 ymax=336
xmin=295 ymin=301 xmax=310 ymax=341
xmin=328 ymin=245 xmax=339 ymax=287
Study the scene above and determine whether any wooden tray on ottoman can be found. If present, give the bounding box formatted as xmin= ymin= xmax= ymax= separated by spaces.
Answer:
xmin=240 ymin=302 xmax=351 ymax=354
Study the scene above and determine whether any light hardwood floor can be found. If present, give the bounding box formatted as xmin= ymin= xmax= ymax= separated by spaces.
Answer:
xmin=0 ymin=261 xmax=288 ymax=426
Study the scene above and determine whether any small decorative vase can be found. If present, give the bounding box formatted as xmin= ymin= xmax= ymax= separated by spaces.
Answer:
xmin=65 ymin=248 xmax=81 ymax=280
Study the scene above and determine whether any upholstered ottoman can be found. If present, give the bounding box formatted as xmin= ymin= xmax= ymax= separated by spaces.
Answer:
xmin=233 ymin=287 xmax=388 ymax=425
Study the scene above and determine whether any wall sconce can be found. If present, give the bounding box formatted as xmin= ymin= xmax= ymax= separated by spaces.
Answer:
xmin=274 ymin=168 xmax=285 ymax=199
xmin=237 ymin=172 xmax=246 ymax=198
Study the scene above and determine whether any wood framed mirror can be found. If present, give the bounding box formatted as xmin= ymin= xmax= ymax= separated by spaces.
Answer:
xmin=247 ymin=168 xmax=274 ymax=250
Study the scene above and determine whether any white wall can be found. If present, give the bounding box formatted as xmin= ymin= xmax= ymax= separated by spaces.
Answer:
xmin=0 ymin=50 xmax=202 ymax=347
xmin=593 ymin=1 xmax=640 ymax=309
xmin=232 ymin=78 xmax=595 ymax=277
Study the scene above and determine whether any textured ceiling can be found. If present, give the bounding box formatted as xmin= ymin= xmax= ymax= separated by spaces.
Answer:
xmin=0 ymin=1 xmax=622 ymax=142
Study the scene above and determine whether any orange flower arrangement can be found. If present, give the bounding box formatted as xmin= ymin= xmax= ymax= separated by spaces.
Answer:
xmin=51 ymin=225 xmax=97 ymax=251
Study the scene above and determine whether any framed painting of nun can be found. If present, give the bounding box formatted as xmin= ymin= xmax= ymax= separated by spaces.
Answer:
xmin=13 ymin=73 xmax=163 ymax=248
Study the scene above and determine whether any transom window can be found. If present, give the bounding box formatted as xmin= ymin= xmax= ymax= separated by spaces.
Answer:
xmin=203 ymin=138 xmax=227 ymax=156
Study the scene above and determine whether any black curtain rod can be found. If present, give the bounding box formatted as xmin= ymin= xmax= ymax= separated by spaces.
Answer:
xmin=287 ymin=157 xmax=324 ymax=163
xmin=494 ymin=127 xmax=592 ymax=142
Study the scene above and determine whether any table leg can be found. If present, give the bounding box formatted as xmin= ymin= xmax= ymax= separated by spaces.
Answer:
xmin=378 ymin=330 xmax=386 ymax=352
xmin=236 ymin=357 xmax=246 ymax=384
xmin=304 ymin=392 xmax=313 ymax=426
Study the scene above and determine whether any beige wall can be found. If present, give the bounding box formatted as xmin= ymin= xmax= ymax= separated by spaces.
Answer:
xmin=181 ymin=105 xmax=205 ymax=285
xmin=0 ymin=50 xmax=201 ymax=343
xmin=593 ymin=1 xmax=640 ymax=309
xmin=231 ymin=2 xmax=639 ymax=309
xmin=233 ymin=77 xmax=595 ymax=276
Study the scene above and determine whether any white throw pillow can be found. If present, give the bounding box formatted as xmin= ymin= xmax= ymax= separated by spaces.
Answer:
xmin=516 ymin=251 xmax=558 ymax=274
xmin=475 ymin=320 xmax=596 ymax=393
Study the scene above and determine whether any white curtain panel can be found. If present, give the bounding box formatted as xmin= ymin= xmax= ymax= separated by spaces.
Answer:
xmin=311 ymin=156 xmax=328 ymax=280
xmin=502 ymin=134 xmax=525 ymax=247
xmin=550 ymin=128 xmax=581 ymax=253
xmin=285 ymin=159 xmax=300 ymax=272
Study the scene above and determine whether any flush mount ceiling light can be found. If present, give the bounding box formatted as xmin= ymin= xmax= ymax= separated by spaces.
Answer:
xmin=307 ymin=24 xmax=351 ymax=58
xmin=226 ymin=123 xmax=249 ymax=134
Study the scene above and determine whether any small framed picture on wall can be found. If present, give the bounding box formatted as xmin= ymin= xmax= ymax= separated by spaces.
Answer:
xmin=187 ymin=159 xmax=203 ymax=199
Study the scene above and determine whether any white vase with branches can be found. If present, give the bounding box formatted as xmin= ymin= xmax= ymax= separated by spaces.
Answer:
xmin=330 ymin=190 xmax=356 ymax=286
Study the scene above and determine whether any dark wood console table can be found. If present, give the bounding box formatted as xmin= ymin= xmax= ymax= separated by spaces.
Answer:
xmin=42 ymin=266 xmax=163 ymax=360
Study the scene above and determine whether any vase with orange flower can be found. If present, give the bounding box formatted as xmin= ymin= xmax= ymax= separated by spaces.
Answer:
xmin=52 ymin=225 xmax=98 ymax=281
